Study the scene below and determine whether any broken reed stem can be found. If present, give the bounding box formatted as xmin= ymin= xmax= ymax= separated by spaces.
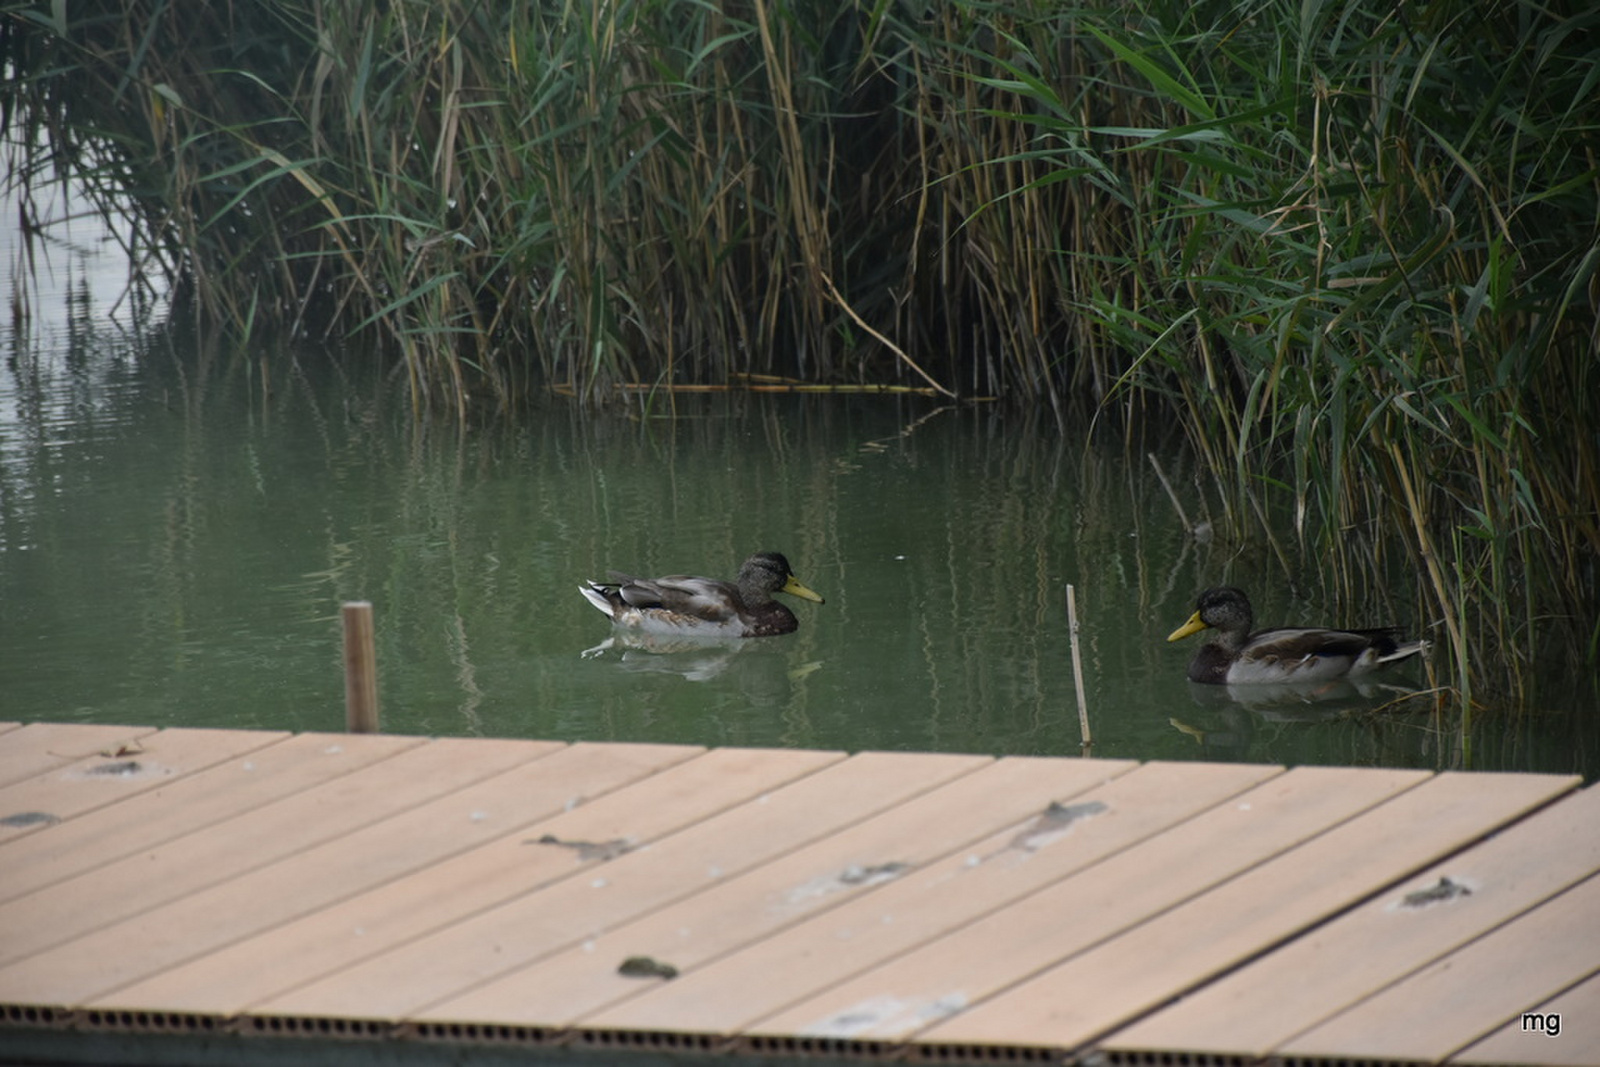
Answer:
xmin=599 ymin=382 xmax=948 ymax=396
xmin=1147 ymin=453 xmax=1193 ymax=534
xmin=1065 ymin=584 xmax=1092 ymax=751
xmin=819 ymin=271 xmax=958 ymax=399
xmin=342 ymin=601 xmax=380 ymax=734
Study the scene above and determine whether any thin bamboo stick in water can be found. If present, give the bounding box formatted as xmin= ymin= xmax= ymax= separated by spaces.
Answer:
xmin=1066 ymin=584 xmax=1092 ymax=751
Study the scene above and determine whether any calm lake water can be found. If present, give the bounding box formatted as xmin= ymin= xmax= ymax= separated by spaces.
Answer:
xmin=3 ymin=209 xmax=1596 ymax=779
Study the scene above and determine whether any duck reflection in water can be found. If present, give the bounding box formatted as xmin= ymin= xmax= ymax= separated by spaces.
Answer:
xmin=580 ymin=629 xmax=822 ymax=693
xmin=581 ymin=631 xmax=750 ymax=683
xmin=1171 ymin=672 xmax=1434 ymax=763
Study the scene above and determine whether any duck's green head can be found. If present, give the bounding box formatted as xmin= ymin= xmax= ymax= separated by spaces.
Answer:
xmin=1167 ymin=586 xmax=1251 ymax=641
xmin=744 ymin=552 xmax=825 ymax=603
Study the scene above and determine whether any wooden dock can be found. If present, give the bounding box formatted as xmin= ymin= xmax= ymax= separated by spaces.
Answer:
xmin=0 ymin=721 xmax=1595 ymax=1067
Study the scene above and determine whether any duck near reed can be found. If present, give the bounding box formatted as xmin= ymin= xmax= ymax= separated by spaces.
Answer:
xmin=1168 ymin=586 xmax=1426 ymax=685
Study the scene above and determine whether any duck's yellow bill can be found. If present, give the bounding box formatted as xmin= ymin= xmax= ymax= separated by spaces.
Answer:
xmin=782 ymin=574 xmax=825 ymax=604
xmin=1167 ymin=610 xmax=1209 ymax=642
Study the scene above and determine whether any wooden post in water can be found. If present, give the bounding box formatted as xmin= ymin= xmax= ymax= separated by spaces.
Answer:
xmin=342 ymin=601 xmax=380 ymax=733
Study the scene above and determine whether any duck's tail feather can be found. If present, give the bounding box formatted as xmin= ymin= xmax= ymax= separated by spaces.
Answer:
xmin=1376 ymin=638 xmax=1428 ymax=665
xmin=579 ymin=582 xmax=618 ymax=617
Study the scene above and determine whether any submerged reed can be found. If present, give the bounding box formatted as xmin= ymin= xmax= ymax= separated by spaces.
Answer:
xmin=3 ymin=0 xmax=1596 ymax=705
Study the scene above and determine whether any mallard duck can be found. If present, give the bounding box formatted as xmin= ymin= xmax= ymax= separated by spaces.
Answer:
xmin=579 ymin=551 xmax=824 ymax=638
xmin=1167 ymin=586 xmax=1426 ymax=685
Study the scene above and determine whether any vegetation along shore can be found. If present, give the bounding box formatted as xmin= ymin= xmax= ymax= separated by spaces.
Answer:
xmin=4 ymin=0 xmax=1596 ymax=714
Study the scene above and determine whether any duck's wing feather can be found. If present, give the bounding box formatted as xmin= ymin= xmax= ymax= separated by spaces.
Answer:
xmin=1232 ymin=626 xmax=1417 ymax=682
xmin=1248 ymin=626 xmax=1396 ymax=656
xmin=611 ymin=574 xmax=742 ymax=622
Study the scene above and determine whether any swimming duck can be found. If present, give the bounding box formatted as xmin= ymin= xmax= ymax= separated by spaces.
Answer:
xmin=579 ymin=552 xmax=824 ymax=638
xmin=1167 ymin=586 xmax=1426 ymax=685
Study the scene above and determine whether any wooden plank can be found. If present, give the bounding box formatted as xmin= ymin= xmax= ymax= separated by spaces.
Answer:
xmin=0 ymin=734 xmax=543 ymax=973
xmin=0 ymin=724 xmax=159 ymax=790
xmin=87 ymin=745 xmax=827 ymax=1017
xmin=4 ymin=741 xmax=695 ymax=1008
xmin=750 ymin=764 xmax=1430 ymax=1044
xmin=245 ymin=750 xmax=990 ymax=1022
xmin=414 ymin=755 xmax=1142 ymax=1030
xmin=574 ymin=760 xmax=1286 ymax=1038
xmin=0 ymin=728 xmax=289 ymax=845
xmin=1455 ymin=970 xmax=1600 ymax=1066
xmin=1277 ymin=873 xmax=1600 ymax=1064
xmin=1104 ymin=782 xmax=1600 ymax=1060
xmin=0 ymin=731 xmax=419 ymax=903
xmin=913 ymin=770 xmax=1577 ymax=1053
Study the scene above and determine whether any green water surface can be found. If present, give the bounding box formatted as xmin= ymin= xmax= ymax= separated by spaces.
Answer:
xmin=2 ymin=223 xmax=1595 ymax=778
